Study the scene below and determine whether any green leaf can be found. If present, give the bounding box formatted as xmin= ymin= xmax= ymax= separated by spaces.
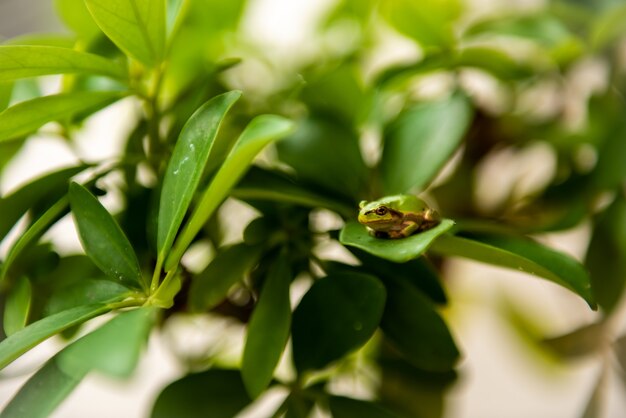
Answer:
xmin=45 ymin=279 xmax=132 ymax=316
xmin=292 ymin=272 xmax=386 ymax=372
xmin=0 ymin=304 xmax=109 ymax=370
xmin=0 ymin=81 xmax=13 ymax=111
xmin=3 ymin=34 xmax=77 ymax=48
xmin=84 ymin=0 xmax=166 ymax=66
xmin=380 ymin=276 xmax=459 ymax=371
xmin=166 ymin=114 xmax=295 ymax=271
xmin=3 ymin=276 xmax=32 ymax=336
xmin=0 ymin=46 xmax=127 ymax=82
xmin=0 ymin=355 xmax=85 ymax=418
xmin=455 ymin=46 xmax=534 ymax=80
xmin=69 ymin=182 xmax=145 ymax=291
xmin=151 ymin=369 xmax=252 ymax=418
xmin=380 ymin=92 xmax=472 ymax=194
xmin=340 ymin=219 xmax=455 ymax=263
xmin=430 ymin=232 xmax=596 ymax=308
xmin=242 ymin=256 xmax=292 ymax=397
xmin=541 ymin=322 xmax=606 ymax=359
xmin=157 ymin=91 xmax=241 ymax=260
xmin=591 ymin=3 xmax=626 ymax=49
xmin=188 ymin=243 xmax=262 ymax=312
xmin=55 ymin=0 xmax=101 ymax=40
xmin=328 ymin=396 xmax=399 ymax=418
xmin=0 ymin=91 xmax=125 ymax=142
xmin=58 ymin=307 xmax=155 ymax=378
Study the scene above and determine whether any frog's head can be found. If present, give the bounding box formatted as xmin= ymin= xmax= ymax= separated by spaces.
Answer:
xmin=358 ymin=200 xmax=402 ymax=229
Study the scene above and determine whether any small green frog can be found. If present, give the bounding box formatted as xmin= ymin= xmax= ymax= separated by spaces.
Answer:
xmin=358 ymin=195 xmax=440 ymax=239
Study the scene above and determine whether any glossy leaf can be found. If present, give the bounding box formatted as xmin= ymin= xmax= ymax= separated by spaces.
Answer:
xmin=328 ymin=396 xmax=398 ymax=418
xmin=430 ymin=232 xmax=596 ymax=308
xmin=188 ymin=243 xmax=262 ymax=312
xmin=380 ymin=276 xmax=459 ymax=371
xmin=0 ymin=304 xmax=109 ymax=370
xmin=292 ymin=272 xmax=386 ymax=372
xmin=85 ymin=0 xmax=166 ymax=66
xmin=151 ymin=369 xmax=252 ymax=418
xmin=69 ymin=182 xmax=145 ymax=291
xmin=0 ymin=46 xmax=127 ymax=81
xmin=166 ymin=114 xmax=295 ymax=271
xmin=0 ymin=355 xmax=85 ymax=418
xmin=3 ymin=276 xmax=32 ymax=336
xmin=45 ymin=279 xmax=132 ymax=316
xmin=58 ymin=307 xmax=155 ymax=378
xmin=380 ymin=92 xmax=472 ymax=194
xmin=0 ymin=91 xmax=124 ymax=142
xmin=340 ymin=219 xmax=455 ymax=263
xmin=242 ymin=257 xmax=292 ymax=397
xmin=157 ymin=91 xmax=241 ymax=260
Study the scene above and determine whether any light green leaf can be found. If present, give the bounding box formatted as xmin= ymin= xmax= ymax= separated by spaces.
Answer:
xmin=430 ymin=232 xmax=596 ymax=308
xmin=242 ymin=256 xmax=292 ymax=398
xmin=55 ymin=0 xmax=101 ymax=40
xmin=340 ymin=219 xmax=455 ymax=263
xmin=58 ymin=307 xmax=155 ymax=378
xmin=0 ymin=304 xmax=109 ymax=370
xmin=455 ymin=46 xmax=533 ymax=80
xmin=0 ymin=91 xmax=125 ymax=142
xmin=157 ymin=91 xmax=241 ymax=260
xmin=591 ymin=3 xmax=626 ymax=50
xmin=0 ymin=81 xmax=13 ymax=111
xmin=166 ymin=114 xmax=295 ymax=271
xmin=380 ymin=92 xmax=472 ymax=194
xmin=69 ymin=182 xmax=145 ymax=291
xmin=3 ymin=276 xmax=32 ymax=336
xmin=4 ymin=34 xmax=77 ymax=48
xmin=292 ymin=272 xmax=386 ymax=372
xmin=188 ymin=243 xmax=262 ymax=312
xmin=85 ymin=0 xmax=166 ymax=66
xmin=0 ymin=46 xmax=127 ymax=82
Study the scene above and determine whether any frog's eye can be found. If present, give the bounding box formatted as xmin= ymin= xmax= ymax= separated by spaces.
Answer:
xmin=375 ymin=207 xmax=388 ymax=216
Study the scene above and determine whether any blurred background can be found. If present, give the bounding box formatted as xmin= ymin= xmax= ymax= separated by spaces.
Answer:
xmin=1 ymin=0 xmax=625 ymax=417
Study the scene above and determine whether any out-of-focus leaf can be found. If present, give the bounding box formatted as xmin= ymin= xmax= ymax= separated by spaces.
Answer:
xmin=591 ymin=3 xmax=626 ymax=49
xmin=233 ymin=167 xmax=354 ymax=218
xmin=340 ymin=219 xmax=455 ymax=263
xmin=58 ymin=307 xmax=155 ymax=378
xmin=45 ymin=279 xmax=132 ymax=316
xmin=614 ymin=334 xmax=626 ymax=385
xmin=380 ymin=276 xmax=459 ymax=371
xmin=541 ymin=322 xmax=607 ymax=359
xmin=581 ymin=372 xmax=605 ymax=418
xmin=585 ymin=195 xmax=626 ymax=313
xmin=166 ymin=115 xmax=294 ymax=271
xmin=328 ymin=396 xmax=399 ymax=418
xmin=157 ymin=91 xmax=241 ymax=262
xmin=0 ymin=81 xmax=13 ymax=111
xmin=380 ymin=92 xmax=472 ymax=194
xmin=0 ymin=304 xmax=109 ymax=370
xmin=3 ymin=34 xmax=76 ymax=48
xmin=188 ymin=243 xmax=262 ymax=312
xmin=375 ymin=53 xmax=451 ymax=87
xmin=0 ymin=91 xmax=125 ymax=142
xmin=592 ymin=121 xmax=626 ymax=190
xmin=85 ymin=0 xmax=165 ymax=66
xmin=242 ymin=257 xmax=292 ymax=397
xmin=292 ymin=272 xmax=386 ymax=372
xmin=3 ymin=276 xmax=32 ymax=336
xmin=0 ymin=354 xmax=85 ymax=418
xmin=379 ymin=0 xmax=460 ymax=48
xmin=151 ymin=369 xmax=252 ymax=418
xmin=276 ymin=117 xmax=367 ymax=200
xmin=455 ymin=46 xmax=534 ymax=80
xmin=431 ymin=232 xmax=596 ymax=308
xmin=55 ymin=0 xmax=101 ymax=40
xmin=69 ymin=182 xmax=145 ymax=291
xmin=0 ymin=46 xmax=126 ymax=82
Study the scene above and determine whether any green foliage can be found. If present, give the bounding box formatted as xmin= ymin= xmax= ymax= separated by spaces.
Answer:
xmin=0 ymin=0 xmax=624 ymax=416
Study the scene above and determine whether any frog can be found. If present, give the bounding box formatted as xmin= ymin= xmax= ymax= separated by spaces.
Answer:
xmin=358 ymin=194 xmax=440 ymax=239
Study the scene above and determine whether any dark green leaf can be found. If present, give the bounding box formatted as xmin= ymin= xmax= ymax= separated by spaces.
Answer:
xmin=157 ymin=91 xmax=241 ymax=261
xmin=431 ymin=232 xmax=596 ymax=308
xmin=0 ymin=91 xmax=125 ymax=142
xmin=380 ymin=92 xmax=472 ymax=194
xmin=0 ymin=304 xmax=109 ymax=370
xmin=188 ymin=243 xmax=262 ymax=312
xmin=45 ymin=279 xmax=132 ymax=316
xmin=58 ymin=307 xmax=155 ymax=378
xmin=328 ymin=396 xmax=399 ymax=418
xmin=85 ymin=0 xmax=165 ymax=66
xmin=3 ymin=276 xmax=32 ymax=336
xmin=151 ymin=369 xmax=252 ymax=418
xmin=0 ymin=46 xmax=126 ymax=81
xmin=340 ymin=219 xmax=455 ymax=263
xmin=242 ymin=257 xmax=292 ymax=397
xmin=292 ymin=272 xmax=386 ymax=372
xmin=166 ymin=114 xmax=294 ymax=271
xmin=380 ymin=277 xmax=459 ymax=371
xmin=69 ymin=182 xmax=145 ymax=291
